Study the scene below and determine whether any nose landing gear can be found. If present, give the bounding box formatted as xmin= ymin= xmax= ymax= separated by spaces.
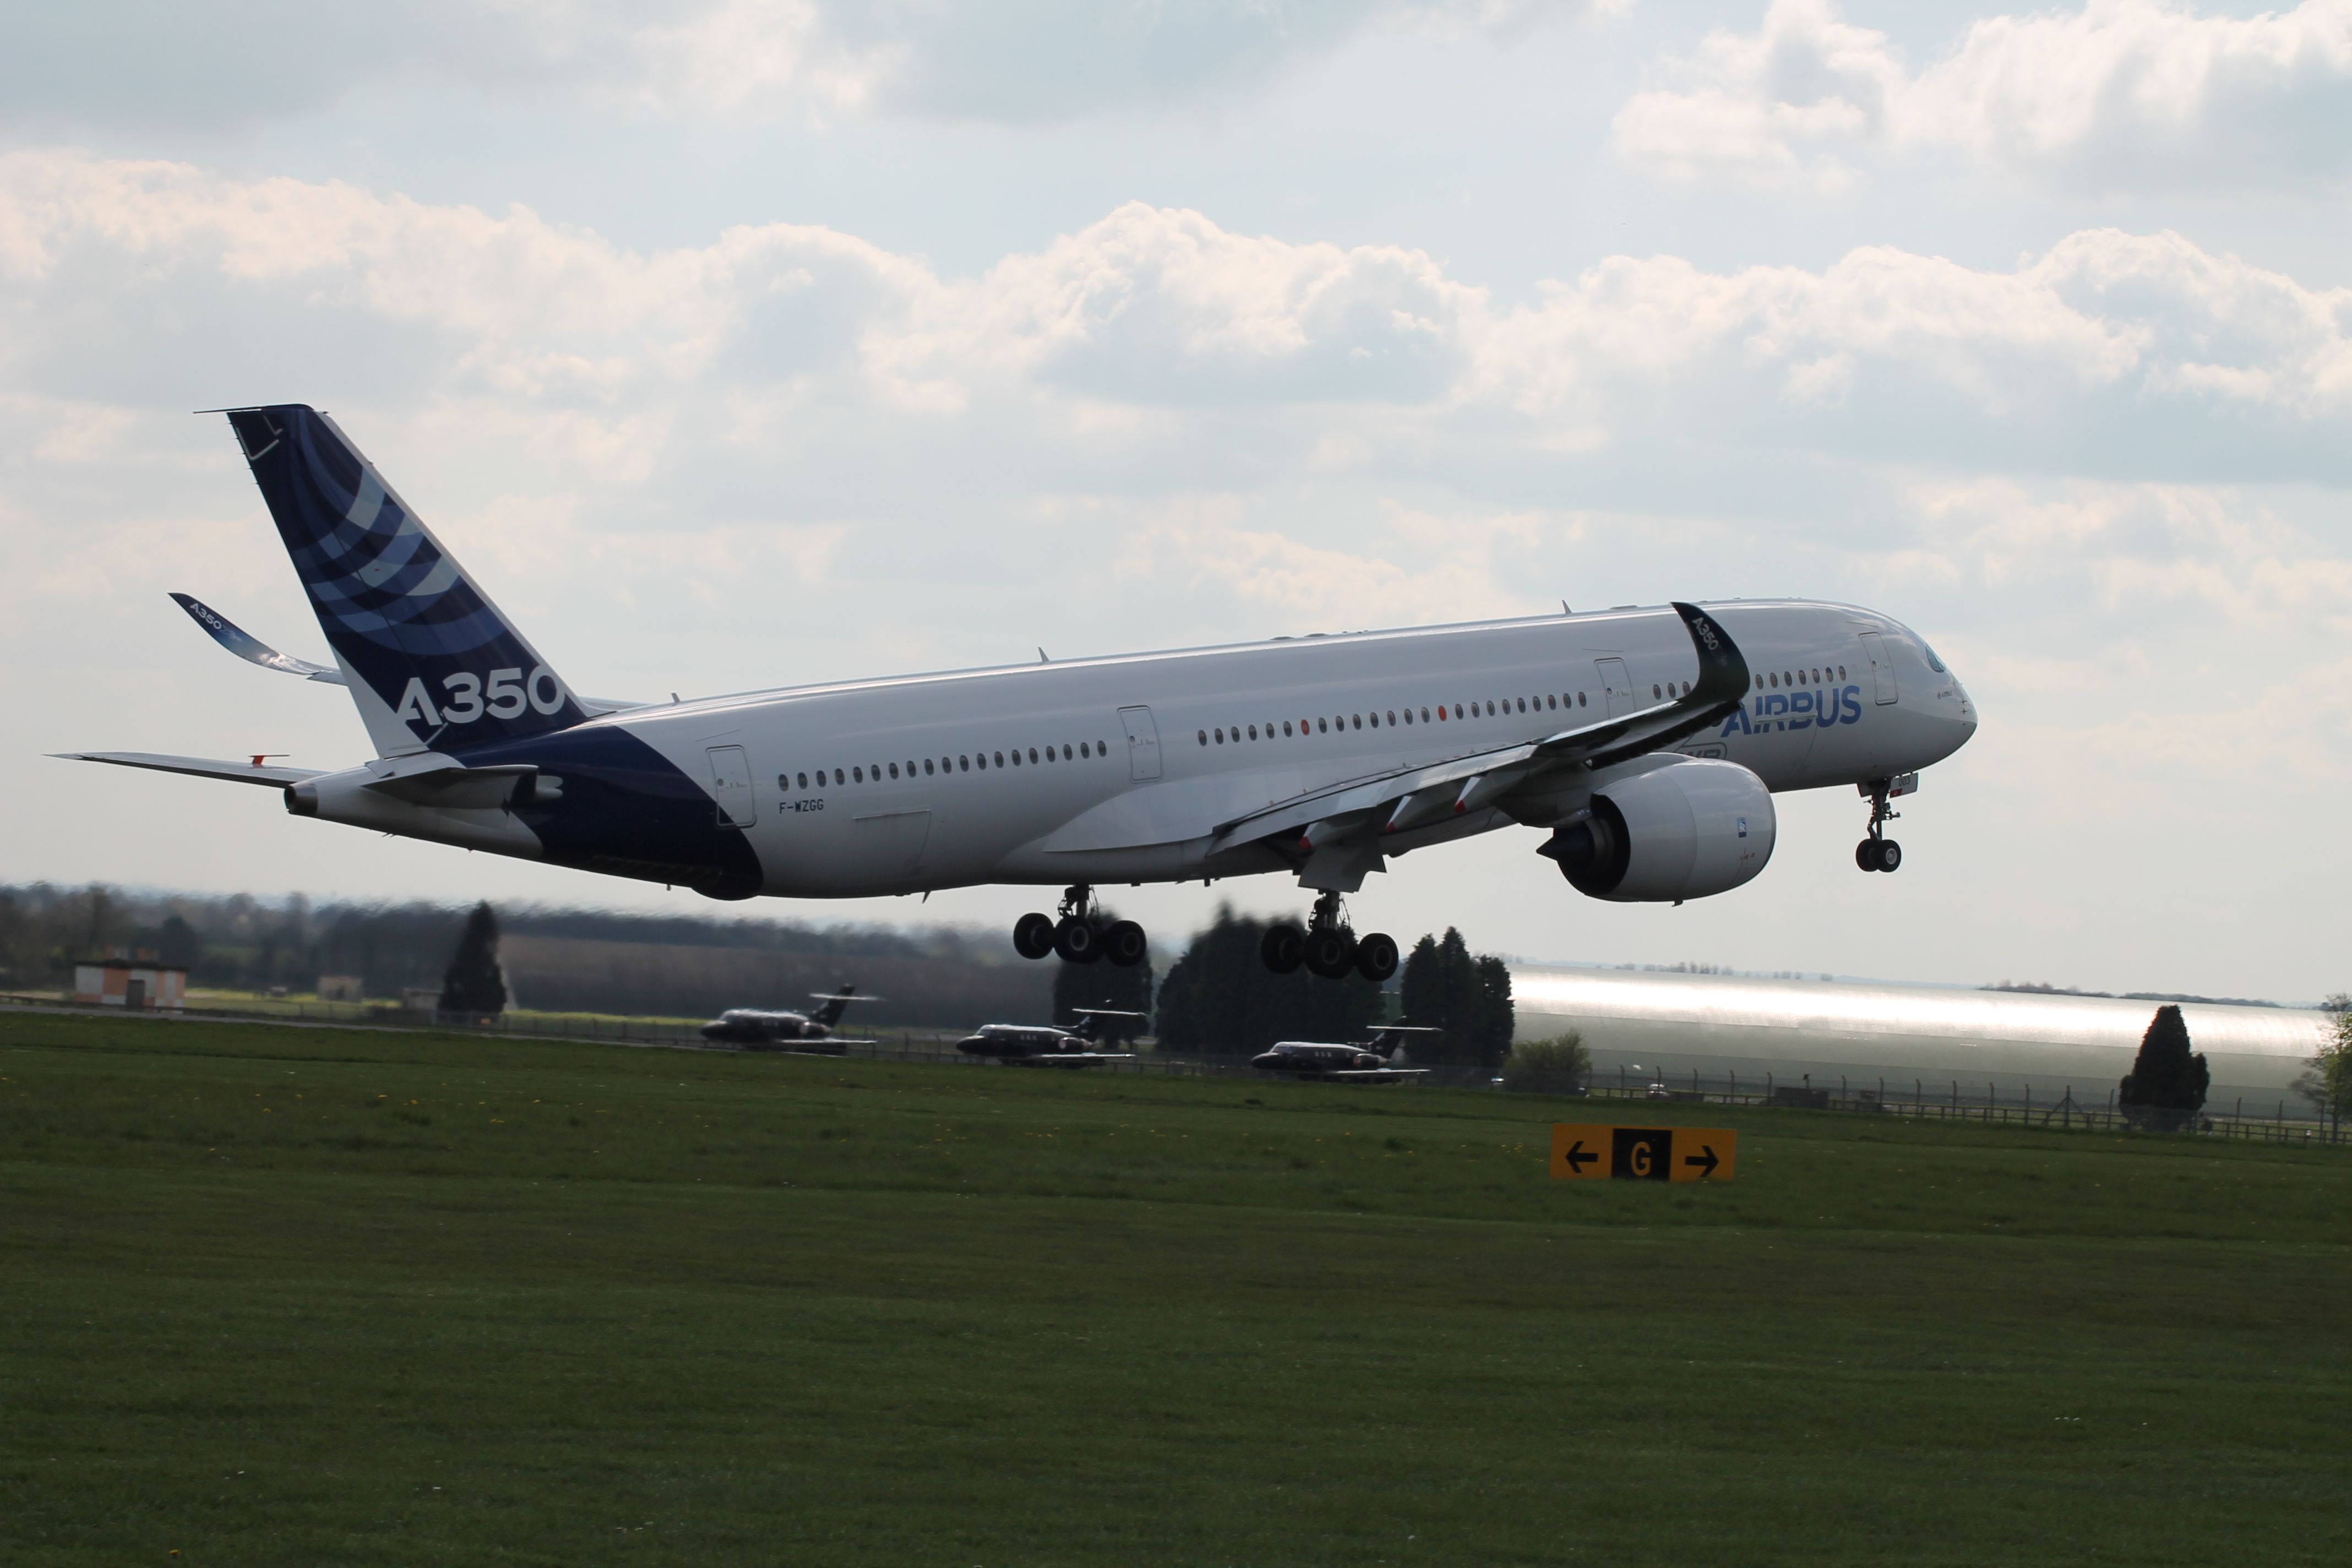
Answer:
xmin=1261 ymin=891 xmax=1398 ymax=981
xmin=1011 ymin=885 xmax=1149 ymax=966
xmin=1856 ymin=778 xmax=1903 ymax=873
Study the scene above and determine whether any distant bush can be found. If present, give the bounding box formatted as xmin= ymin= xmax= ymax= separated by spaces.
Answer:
xmin=1502 ymin=1032 xmax=1590 ymax=1095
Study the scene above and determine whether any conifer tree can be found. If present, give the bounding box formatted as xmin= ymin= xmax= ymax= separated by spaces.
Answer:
xmin=1398 ymin=927 xmax=1516 ymax=1066
xmin=438 ymin=901 xmax=508 ymax=1019
xmin=2118 ymin=1004 xmax=2208 ymax=1127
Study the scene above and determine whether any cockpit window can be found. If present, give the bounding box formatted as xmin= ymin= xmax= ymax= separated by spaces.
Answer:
xmin=1923 ymin=644 xmax=1946 ymax=673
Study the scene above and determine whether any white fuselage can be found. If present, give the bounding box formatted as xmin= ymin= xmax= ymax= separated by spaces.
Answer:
xmin=587 ymin=599 xmax=1974 ymax=899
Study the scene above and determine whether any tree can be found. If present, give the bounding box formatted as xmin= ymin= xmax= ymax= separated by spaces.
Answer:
xmin=1471 ymin=954 xmax=1516 ymax=1068
xmin=438 ymin=902 xmax=508 ymax=1019
xmin=1053 ymin=910 xmax=1153 ymax=1044
xmin=156 ymin=914 xmax=202 ymax=970
xmin=2294 ymin=994 xmax=2352 ymax=1126
xmin=1398 ymin=927 xmax=1516 ymax=1067
xmin=2118 ymin=1004 xmax=2208 ymax=1129
xmin=1155 ymin=906 xmax=1382 ymax=1056
xmin=1502 ymin=1031 xmax=1589 ymax=1094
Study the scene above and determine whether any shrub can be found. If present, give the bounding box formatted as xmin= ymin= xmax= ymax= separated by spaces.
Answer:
xmin=1502 ymin=1032 xmax=1590 ymax=1095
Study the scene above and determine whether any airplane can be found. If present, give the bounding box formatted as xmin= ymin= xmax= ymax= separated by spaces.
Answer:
xmin=698 ymin=986 xmax=874 ymax=1048
xmin=59 ymin=405 xmax=1978 ymax=976
xmin=1250 ymin=1024 xmax=1439 ymax=1082
xmin=954 ymin=1008 xmax=1147 ymax=1066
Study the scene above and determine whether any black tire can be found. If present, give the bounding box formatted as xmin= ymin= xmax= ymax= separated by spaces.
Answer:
xmin=1877 ymin=840 xmax=1902 ymax=873
xmin=1103 ymin=919 xmax=1148 ymax=968
xmin=1304 ymin=928 xmax=1357 ymax=979
xmin=1053 ymin=917 xmax=1102 ymax=964
xmin=1855 ymin=840 xmax=1880 ymax=872
xmin=1353 ymin=931 xmax=1399 ymax=983
xmin=1013 ymin=911 xmax=1057 ymax=960
xmin=1260 ymin=923 xmax=1306 ymax=974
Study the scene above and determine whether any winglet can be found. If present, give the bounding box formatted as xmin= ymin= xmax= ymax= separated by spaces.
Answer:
xmin=1672 ymin=601 xmax=1749 ymax=709
xmin=170 ymin=592 xmax=346 ymax=684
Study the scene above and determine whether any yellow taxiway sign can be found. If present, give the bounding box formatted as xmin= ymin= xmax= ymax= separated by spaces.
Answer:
xmin=1550 ymin=1124 xmax=1737 ymax=1182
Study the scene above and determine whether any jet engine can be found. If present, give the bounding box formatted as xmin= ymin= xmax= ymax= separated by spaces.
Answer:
xmin=1539 ymin=757 xmax=1775 ymax=902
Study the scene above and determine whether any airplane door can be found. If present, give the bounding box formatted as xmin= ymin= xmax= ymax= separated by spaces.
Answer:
xmin=1120 ymin=706 xmax=1162 ymax=782
xmin=1595 ymin=658 xmax=1636 ymax=717
xmin=1856 ymin=633 xmax=1899 ymax=705
xmin=705 ymin=745 xmax=757 ymax=827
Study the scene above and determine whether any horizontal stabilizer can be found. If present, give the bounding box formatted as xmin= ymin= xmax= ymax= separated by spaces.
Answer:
xmin=55 ymin=752 xmax=323 ymax=787
xmin=171 ymin=592 xmax=346 ymax=683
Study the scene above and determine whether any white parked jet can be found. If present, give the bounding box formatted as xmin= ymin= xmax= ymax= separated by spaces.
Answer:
xmin=61 ymin=406 xmax=1977 ymax=978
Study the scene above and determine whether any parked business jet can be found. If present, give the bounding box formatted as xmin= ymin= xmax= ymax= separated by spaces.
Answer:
xmin=698 ymin=986 xmax=873 ymax=1047
xmin=61 ymin=406 xmax=1977 ymax=978
xmin=1251 ymin=1024 xmax=1439 ymax=1082
xmin=954 ymin=1008 xmax=1146 ymax=1066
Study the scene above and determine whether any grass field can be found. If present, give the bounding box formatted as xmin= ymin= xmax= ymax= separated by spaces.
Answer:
xmin=3 ymin=1011 xmax=2347 ymax=1566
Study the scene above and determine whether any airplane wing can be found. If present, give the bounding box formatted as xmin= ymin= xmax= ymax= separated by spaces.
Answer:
xmin=52 ymin=751 xmax=323 ymax=787
xmin=1206 ymin=601 xmax=1750 ymax=857
xmin=171 ymin=592 xmax=345 ymax=682
xmin=169 ymin=590 xmax=653 ymax=714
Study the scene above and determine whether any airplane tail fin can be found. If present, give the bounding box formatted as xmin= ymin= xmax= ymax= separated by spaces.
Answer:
xmin=221 ymin=404 xmax=589 ymax=757
xmin=809 ymin=986 xmax=859 ymax=1027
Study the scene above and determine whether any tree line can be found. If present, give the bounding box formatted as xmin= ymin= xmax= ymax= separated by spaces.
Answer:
xmin=1150 ymin=906 xmax=1515 ymax=1062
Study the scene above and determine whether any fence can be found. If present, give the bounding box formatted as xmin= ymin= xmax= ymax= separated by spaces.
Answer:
xmin=1583 ymin=1065 xmax=2344 ymax=1145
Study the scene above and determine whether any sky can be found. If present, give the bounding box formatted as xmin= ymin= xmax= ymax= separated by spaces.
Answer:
xmin=5 ymin=0 xmax=2349 ymax=1002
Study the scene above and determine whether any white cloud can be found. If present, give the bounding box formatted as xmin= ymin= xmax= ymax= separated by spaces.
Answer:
xmin=0 ymin=0 xmax=1606 ymax=132
xmin=6 ymin=149 xmax=2350 ymax=507
xmin=1614 ymin=0 xmax=2352 ymax=190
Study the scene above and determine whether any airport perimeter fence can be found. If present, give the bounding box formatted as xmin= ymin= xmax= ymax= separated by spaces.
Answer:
xmin=9 ymin=990 xmax=2339 ymax=1144
xmin=1581 ymin=1069 xmax=2345 ymax=1145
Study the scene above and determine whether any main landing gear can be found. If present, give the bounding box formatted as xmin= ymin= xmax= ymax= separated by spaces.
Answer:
xmin=1259 ymin=891 xmax=1399 ymax=983
xmin=1012 ymin=885 xmax=1148 ymax=967
xmin=1856 ymin=778 xmax=1903 ymax=874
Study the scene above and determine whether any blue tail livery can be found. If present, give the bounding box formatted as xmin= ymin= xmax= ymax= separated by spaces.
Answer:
xmin=222 ymin=404 xmax=587 ymax=755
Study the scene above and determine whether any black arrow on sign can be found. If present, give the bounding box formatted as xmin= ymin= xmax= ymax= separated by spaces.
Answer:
xmin=1683 ymin=1145 xmax=1721 ymax=1178
xmin=1564 ymin=1140 xmax=1598 ymax=1174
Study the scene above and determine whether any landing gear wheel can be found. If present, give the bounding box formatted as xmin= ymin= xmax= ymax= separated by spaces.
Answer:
xmin=1013 ymin=911 xmax=1057 ymax=960
xmin=1353 ymin=932 xmax=1399 ymax=983
xmin=1304 ymin=928 xmax=1358 ymax=979
xmin=1261 ymin=923 xmax=1305 ymax=975
xmin=1857 ymin=780 xmax=1903 ymax=873
xmin=1053 ymin=916 xmax=1102 ymax=964
xmin=1102 ymin=919 xmax=1148 ymax=968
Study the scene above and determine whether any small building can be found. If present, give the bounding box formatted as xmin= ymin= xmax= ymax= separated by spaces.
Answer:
xmin=317 ymin=974 xmax=364 ymax=1003
xmin=72 ymin=956 xmax=187 ymax=1011
xmin=401 ymin=986 xmax=443 ymax=1022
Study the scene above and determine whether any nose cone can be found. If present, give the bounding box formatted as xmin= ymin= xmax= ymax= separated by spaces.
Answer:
xmin=1947 ymin=675 xmax=1979 ymax=752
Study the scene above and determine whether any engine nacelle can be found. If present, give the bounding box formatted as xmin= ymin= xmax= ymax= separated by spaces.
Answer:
xmin=1540 ymin=757 xmax=1776 ymax=902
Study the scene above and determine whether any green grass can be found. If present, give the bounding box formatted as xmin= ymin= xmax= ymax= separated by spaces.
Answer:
xmin=2 ymin=1013 xmax=2346 ymax=1566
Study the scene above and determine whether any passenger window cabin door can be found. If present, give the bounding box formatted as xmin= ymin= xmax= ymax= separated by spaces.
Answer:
xmin=705 ymin=744 xmax=757 ymax=827
xmin=1119 ymin=706 xmax=1163 ymax=782
xmin=1594 ymin=658 xmax=1636 ymax=717
xmin=1856 ymin=632 xmax=1899 ymax=705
